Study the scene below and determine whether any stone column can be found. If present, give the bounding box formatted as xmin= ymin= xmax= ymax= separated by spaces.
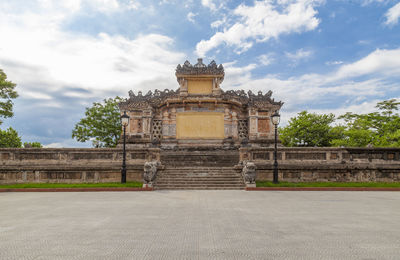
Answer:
xmin=248 ymin=108 xmax=258 ymax=140
xmin=179 ymin=78 xmax=188 ymax=96
xmin=170 ymin=107 xmax=177 ymax=138
xmin=142 ymin=109 xmax=153 ymax=140
xmin=232 ymin=111 xmax=238 ymax=139
xmin=212 ymin=77 xmax=222 ymax=96
xmin=162 ymin=109 xmax=169 ymax=137
xmin=224 ymin=108 xmax=232 ymax=138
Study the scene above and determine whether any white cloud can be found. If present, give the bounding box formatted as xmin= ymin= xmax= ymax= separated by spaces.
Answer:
xmin=384 ymin=2 xmax=400 ymax=26
xmin=218 ymin=47 xmax=400 ymax=125
xmin=201 ymin=0 xmax=216 ymax=10
xmin=361 ymin=0 xmax=386 ymax=6
xmin=187 ymin=12 xmax=197 ymax=23
xmin=285 ymin=48 xmax=313 ymax=61
xmin=334 ymin=48 xmax=400 ymax=80
xmin=196 ymin=0 xmax=321 ymax=56
xmin=258 ymin=54 xmax=274 ymax=66
xmin=211 ymin=16 xmax=227 ymax=28
xmin=325 ymin=60 xmax=344 ymax=65
xmin=223 ymin=61 xmax=257 ymax=88
xmin=0 ymin=4 xmax=185 ymax=104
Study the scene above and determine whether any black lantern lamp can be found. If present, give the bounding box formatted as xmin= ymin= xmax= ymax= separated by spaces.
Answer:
xmin=271 ymin=111 xmax=280 ymax=184
xmin=120 ymin=111 xmax=130 ymax=183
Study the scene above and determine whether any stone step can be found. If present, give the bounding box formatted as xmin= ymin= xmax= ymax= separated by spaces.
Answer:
xmin=157 ymin=176 xmax=242 ymax=180
xmin=158 ymin=174 xmax=241 ymax=178
xmin=155 ymin=184 xmax=245 ymax=188
xmin=156 ymin=180 xmax=243 ymax=184
xmin=157 ymin=176 xmax=242 ymax=181
xmin=155 ymin=187 xmax=244 ymax=190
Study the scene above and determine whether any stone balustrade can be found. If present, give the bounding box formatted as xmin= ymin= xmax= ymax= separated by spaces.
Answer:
xmin=240 ymin=147 xmax=400 ymax=182
xmin=1 ymin=147 xmax=399 ymax=184
xmin=0 ymin=148 xmax=160 ymax=184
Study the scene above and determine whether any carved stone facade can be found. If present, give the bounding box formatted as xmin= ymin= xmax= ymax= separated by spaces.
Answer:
xmin=119 ymin=59 xmax=283 ymax=148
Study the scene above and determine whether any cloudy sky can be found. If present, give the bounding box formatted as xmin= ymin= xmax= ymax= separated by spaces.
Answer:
xmin=1 ymin=0 xmax=400 ymax=147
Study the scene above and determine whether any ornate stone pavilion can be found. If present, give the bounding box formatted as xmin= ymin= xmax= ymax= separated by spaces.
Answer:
xmin=119 ymin=59 xmax=283 ymax=148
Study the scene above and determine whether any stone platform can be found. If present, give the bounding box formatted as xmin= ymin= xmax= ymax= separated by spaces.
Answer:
xmin=1 ymin=147 xmax=400 ymax=186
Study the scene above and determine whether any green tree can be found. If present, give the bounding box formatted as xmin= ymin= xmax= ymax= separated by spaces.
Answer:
xmin=23 ymin=142 xmax=43 ymax=148
xmin=279 ymin=111 xmax=343 ymax=147
xmin=0 ymin=69 xmax=18 ymax=125
xmin=72 ymin=97 xmax=122 ymax=148
xmin=332 ymin=99 xmax=400 ymax=147
xmin=0 ymin=127 xmax=22 ymax=148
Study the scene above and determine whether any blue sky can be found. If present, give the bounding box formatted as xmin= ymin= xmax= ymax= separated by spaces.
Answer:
xmin=1 ymin=0 xmax=400 ymax=147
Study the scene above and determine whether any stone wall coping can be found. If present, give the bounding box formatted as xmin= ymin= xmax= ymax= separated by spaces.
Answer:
xmin=240 ymin=147 xmax=400 ymax=152
xmin=0 ymin=148 xmax=160 ymax=152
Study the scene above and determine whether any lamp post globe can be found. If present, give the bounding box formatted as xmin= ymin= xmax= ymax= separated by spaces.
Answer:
xmin=271 ymin=111 xmax=280 ymax=184
xmin=120 ymin=111 xmax=130 ymax=183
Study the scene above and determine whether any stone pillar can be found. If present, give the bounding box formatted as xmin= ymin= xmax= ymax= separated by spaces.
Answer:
xmin=142 ymin=109 xmax=153 ymax=140
xmin=179 ymin=78 xmax=188 ymax=96
xmin=248 ymin=108 xmax=258 ymax=140
xmin=212 ymin=77 xmax=222 ymax=96
xmin=224 ymin=108 xmax=232 ymax=138
xmin=170 ymin=107 xmax=177 ymax=138
xmin=162 ymin=109 xmax=169 ymax=137
xmin=232 ymin=111 xmax=238 ymax=139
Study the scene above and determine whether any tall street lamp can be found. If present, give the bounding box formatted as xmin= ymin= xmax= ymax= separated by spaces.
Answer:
xmin=120 ymin=111 xmax=130 ymax=183
xmin=271 ymin=110 xmax=280 ymax=184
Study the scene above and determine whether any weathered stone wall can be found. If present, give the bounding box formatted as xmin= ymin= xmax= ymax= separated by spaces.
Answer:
xmin=240 ymin=147 xmax=400 ymax=182
xmin=0 ymin=148 xmax=160 ymax=184
xmin=1 ymin=147 xmax=399 ymax=184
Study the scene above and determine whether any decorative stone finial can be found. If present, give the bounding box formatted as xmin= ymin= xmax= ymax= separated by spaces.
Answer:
xmin=175 ymin=59 xmax=224 ymax=76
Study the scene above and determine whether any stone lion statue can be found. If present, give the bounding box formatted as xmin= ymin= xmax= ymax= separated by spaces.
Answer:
xmin=242 ymin=161 xmax=257 ymax=184
xmin=143 ymin=161 xmax=159 ymax=184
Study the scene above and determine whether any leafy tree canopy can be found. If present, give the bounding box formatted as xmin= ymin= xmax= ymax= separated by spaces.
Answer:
xmin=72 ymin=97 xmax=122 ymax=148
xmin=0 ymin=69 xmax=18 ymax=125
xmin=0 ymin=127 xmax=22 ymax=148
xmin=23 ymin=142 xmax=43 ymax=148
xmin=279 ymin=111 xmax=343 ymax=147
xmin=331 ymin=99 xmax=400 ymax=147
xmin=280 ymin=99 xmax=400 ymax=147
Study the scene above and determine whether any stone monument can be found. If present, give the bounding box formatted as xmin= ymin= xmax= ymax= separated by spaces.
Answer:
xmin=119 ymin=58 xmax=283 ymax=148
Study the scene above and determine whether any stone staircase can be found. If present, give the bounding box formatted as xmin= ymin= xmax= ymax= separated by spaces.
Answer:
xmin=154 ymin=148 xmax=245 ymax=190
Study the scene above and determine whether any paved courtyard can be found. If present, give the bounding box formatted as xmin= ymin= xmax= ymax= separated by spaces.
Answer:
xmin=0 ymin=191 xmax=399 ymax=260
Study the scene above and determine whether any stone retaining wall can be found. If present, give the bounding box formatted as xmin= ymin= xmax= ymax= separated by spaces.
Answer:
xmin=240 ymin=147 xmax=400 ymax=182
xmin=1 ymin=147 xmax=400 ymax=184
xmin=0 ymin=148 xmax=160 ymax=184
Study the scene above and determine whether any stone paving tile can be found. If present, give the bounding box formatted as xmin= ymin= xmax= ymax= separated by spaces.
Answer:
xmin=0 ymin=191 xmax=400 ymax=259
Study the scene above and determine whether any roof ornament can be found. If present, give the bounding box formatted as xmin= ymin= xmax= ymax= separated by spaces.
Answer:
xmin=175 ymin=58 xmax=224 ymax=78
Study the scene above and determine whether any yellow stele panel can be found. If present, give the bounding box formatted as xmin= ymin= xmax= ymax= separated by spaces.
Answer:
xmin=176 ymin=112 xmax=224 ymax=139
xmin=187 ymin=79 xmax=212 ymax=94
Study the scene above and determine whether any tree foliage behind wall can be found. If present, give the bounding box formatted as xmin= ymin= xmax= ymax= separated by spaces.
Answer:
xmin=72 ymin=97 xmax=122 ymax=148
xmin=332 ymin=99 xmax=400 ymax=147
xmin=0 ymin=127 xmax=22 ymax=148
xmin=0 ymin=69 xmax=18 ymax=125
xmin=279 ymin=111 xmax=344 ymax=147
xmin=280 ymin=99 xmax=400 ymax=147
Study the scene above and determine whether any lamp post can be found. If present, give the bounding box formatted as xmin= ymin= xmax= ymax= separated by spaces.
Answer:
xmin=120 ymin=111 xmax=130 ymax=183
xmin=271 ymin=111 xmax=280 ymax=184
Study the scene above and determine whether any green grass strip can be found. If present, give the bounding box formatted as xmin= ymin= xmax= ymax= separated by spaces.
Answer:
xmin=256 ymin=181 xmax=400 ymax=188
xmin=0 ymin=182 xmax=143 ymax=189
